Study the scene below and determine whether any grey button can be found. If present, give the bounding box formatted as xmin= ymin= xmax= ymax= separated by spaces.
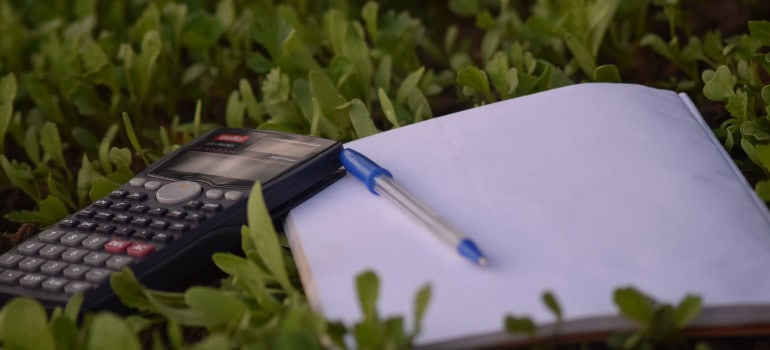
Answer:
xmin=83 ymin=252 xmax=111 ymax=267
xmin=82 ymin=236 xmax=110 ymax=250
xmin=0 ymin=253 xmax=24 ymax=268
xmin=62 ymin=249 xmax=89 ymax=263
xmin=129 ymin=178 xmax=147 ymax=187
xmin=64 ymin=281 xmax=93 ymax=294
xmin=60 ymin=233 xmax=88 ymax=246
xmin=155 ymin=181 xmax=202 ymax=205
xmin=105 ymin=256 xmax=134 ymax=270
xmin=19 ymin=257 xmax=45 ymax=272
xmin=224 ymin=191 xmax=243 ymax=201
xmin=62 ymin=265 xmax=90 ymax=279
xmin=39 ymin=245 xmax=67 ymax=259
xmin=205 ymin=189 xmax=223 ymax=199
xmin=42 ymin=278 xmax=69 ymax=292
xmin=144 ymin=181 xmax=162 ymax=190
xmin=17 ymin=241 xmax=45 ymax=255
xmin=0 ymin=270 xmax=23 ymax=284
xmin=38 ymin=230 xmax=67 ymax=243
xmin=85 ymin=269 xmax=111 ymax=283
xmin=19 ymin=274 xmax=46 ymax=288
xmin=41 ymin=261 xmax=68 ymax=275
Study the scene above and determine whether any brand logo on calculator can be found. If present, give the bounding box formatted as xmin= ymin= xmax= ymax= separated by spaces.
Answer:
xmin=214 ymin=134 xmax=250 ymax=143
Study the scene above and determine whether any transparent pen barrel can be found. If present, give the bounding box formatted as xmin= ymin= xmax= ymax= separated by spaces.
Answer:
xmin=374 ymin=176 xmax=463 ymax=247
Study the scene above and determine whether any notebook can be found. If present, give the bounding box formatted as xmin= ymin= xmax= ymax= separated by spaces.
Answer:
xmin=284 ymin=83 xmax=770 ymax=348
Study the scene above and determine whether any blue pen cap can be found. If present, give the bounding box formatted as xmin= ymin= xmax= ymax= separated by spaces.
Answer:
xmin=340 ymin=148 xmax=393 ymax=195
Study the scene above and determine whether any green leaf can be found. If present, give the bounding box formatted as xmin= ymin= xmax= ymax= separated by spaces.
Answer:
xmin=674 ymin=295 xmax=702 ymax=328
xmin=361 ymin=2 xmax=379 ymax=43
xmin=109 ymin=147 xmax=133 ymax=171
xmin=86 ymin=313 xmax=142 ymax=350
xmin=166 ymin=320 xmax=183 ymax=350
xmin=378 ymin=88 xmax=399 ymax=128
xmin=110 ymin=269 xmax=154 ymax=312
xmin=726 ymin=91 xmax=751 ymax=121
xmin=215 ymin=0 xmax=235 ymax=29
xmin=542 ymin=290 xmax=563 ymax=321
xmin=564 ymin=32 xmax=596 ymax=76
xmin=247 ymin=182 xmax=293 ymax=291
xmin=98 ymin=124 xmax=119 ymax=173
xmin=239 ymin=79 xmax=262 ymax=123
xmin=50 ymin=313 xmax=78 ymax=350
xmin=262 ymin=68 xmax=291 ymax=105
xmin=457 ymin=66 xmax=491 ymax=100
xmin=122 ymin=113 xmax=146 ymax=164
xmin=343 ymin=23 xmax=373 ymax=93
xmin=356 ymin=270 xmax=380 ymax=323
xmin=756 ymin=180 xmax=770 ymax=201
xmin=182 ymin=10 xmax=224 ymax=49
xmin=64 ymin=293 xmax=84 ymax=321
xmin=593 ymin=64 xmax=622 ymax=83
xmin=0 ymin=72 xmax=17 ymax=104
xmin=348 ymin=99 xmax=378 ymax=138
xmin=47 ymin=175 xmax=75 ymax=209
xmin=449 ymin=0 xmax=479 ymax=17
xmin=80 ymin=39 xmax=111 ymax=76
xmin=397 ymin=67 xmax=425 ymax=104
xmin=613 ymin=287 xmax=657 ymax=327
xmin=90 ymin=176 xmax=121 ymax=201
xmin=503 ymin=315 xmax=536 ymax=338
xmin=374 ymin=56 xmax=392 ymax=93
xmin=485 ymin=52 xmax=509 ymax=98
xmin=39 ymin=122 xmax=65 ymax=167
xmin=748 ymin=20 xmax=770 ymax=46
xmin=412 ymin=284 xmax=431 ymax=334
xmin=0 ymin=298 xmax=55 ymax=350
xmin=130 ymin=3 xmax=160 ymax=42
xmin=0 ymin=155 xmax=41 ymax=201
xmin=225 ymin=90 xmax=245 ymax=128
xmin=702 ymin=65 xmax=736 ymax=101
xmin=138 ymin=30 xmax=161 ymax=99
xmin=481 ymin=29 xmax=502 ymax=62
xmin=24 ymin=127 xmax=41 ymax=165
xmin=741 ymin=119 xmax=770 ymax=141
xmin=184 ymin=287 xmax=248 ymax=325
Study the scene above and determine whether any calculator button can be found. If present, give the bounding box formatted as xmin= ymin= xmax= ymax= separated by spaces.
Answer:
xmin=224 ymin=191 xmax=243 ymax=201
xmin=83 ymin=252 xmax=111 ymax=266
xmin=183 ymin=200 xmax=203 ymax=210
xmin=38 ymin=230 xmax=67 ymax=243
xmin=127 ymin=243 xmax=155 ymax=257
xmin=59 ymin=218 xmax=79 ymax=229
xmin=94 ymin=211 xmax=114 ymax=221
xmin=40 ymin=261 xmax=68 ymax=275
xmin=82 ymin=236 xmax=110 ymax=250
xmin=93 ymin=199 xmax=112 ymax=208
xmin=201 ymin=203 xmax=222 ymax=213
xmin=205 ymin=189 xmax=223 ymax=199
xmin=60 ymin=233 xmax=88 ymax=246
xmin=148 ymin=207 xmax=168 ymax=217
xmin=0 ymin=270 xmax=23 ymax=284
xmin=144 ymin=181 xmax=162 ymax=190
xmin=129 ymin=178 xmax=147 ymax=187
xmin=18 ymin=241 xmax=45 ymax=255
xmin=131 ymin=217 xmax=151 ymax=227
xmin=129 ymin=205 xmax=149 ymax=214
xmin=76 ymin=209 xmax=97 ymax=218
xmin=127 ymin=192 xmax=148 ymax=201
xmin=76 ymin=221 xmax=98 ymax=231
xmin=106 ymin=256 xmax=134 ymax=270
xmin=113 ymin=214 xmax=133 ymax=224
xmin=62 ymin=249 xmax=89 ymax=263
xmin=19 ymin=274 xmax=46 ymax=288
xmin=156 ymin=181 xmax=203 ymax=205
xmin=112 ymin=201 xmax=131 ymax=211
xmin=42 ymin=278 xmax=69 ymax=292
xmin=185 ymin=213 xmax=207 ymax=223
xmin=114 ymin=227 xmax=135 ymax=237
xmin=167 ymin=209 xmax=187 ymax=220
xmin=19 ymin=257 xmax=46 ymax=272
xmin=168 ymin=223 xmax=190 ymax=233
xmin=149 ymin=220 xmax=170 ymax=230
xmin=85 ymin=269 xmax=111 ymax=283
xmin=38 ymin=245 xmax=67 ymax=259
xmin=0 ymin=253 xmax=24 ymax=268
xmin=104 ymin=239 xmax=132 ymax=254
xmin=63 ymin=265 xmax=90 ymax=279
xmin=109 ymin=189 xmax=129 ymax=199
xmin=96 ymin=224 xmax=117 ymax=234
xmin=151 ymin=232 xmax=174 ymax=243
xmin=133 ymin=230 xmax=153 ymax=240
xmin=64 ymin=281 xmax=94 ymax=294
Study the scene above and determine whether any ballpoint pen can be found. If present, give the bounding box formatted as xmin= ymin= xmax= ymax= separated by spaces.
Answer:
xmin=339 ymin=148 xmax=488 ymax=266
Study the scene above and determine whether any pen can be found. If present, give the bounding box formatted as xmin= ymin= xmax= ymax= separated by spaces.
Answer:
xmin=340 ymin=148 xmax=488 ymax=266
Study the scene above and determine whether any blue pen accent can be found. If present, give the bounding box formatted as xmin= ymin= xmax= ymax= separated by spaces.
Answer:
xmin=340 ymin=148 xmax=489 ymax=266
xmin=340 ymin=149 xmax=393 ymax=195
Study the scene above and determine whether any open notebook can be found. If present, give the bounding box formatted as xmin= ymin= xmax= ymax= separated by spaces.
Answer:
xmin=284 ymin=83 xmax=770 ymax=348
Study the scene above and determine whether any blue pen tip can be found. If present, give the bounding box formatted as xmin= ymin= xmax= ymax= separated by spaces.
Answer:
xmin=457 ymin=239 xmax=488 ymax=266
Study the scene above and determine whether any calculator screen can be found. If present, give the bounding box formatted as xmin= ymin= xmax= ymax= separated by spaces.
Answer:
xmin=150 ymin=130 xmax=327 ymax=186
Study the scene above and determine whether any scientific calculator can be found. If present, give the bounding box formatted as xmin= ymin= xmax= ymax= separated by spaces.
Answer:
xmin=0 ymin=128 xmax=343 ymax=310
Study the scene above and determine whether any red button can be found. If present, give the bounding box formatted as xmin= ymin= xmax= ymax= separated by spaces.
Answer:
xmin=104 ymin=239 xmax=132 ymax=254
xmin=127 ymin=243 xmax=155 ymax=257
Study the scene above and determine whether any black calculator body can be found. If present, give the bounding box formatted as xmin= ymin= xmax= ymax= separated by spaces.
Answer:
xmin=0 ymin=128 xmax=343 ymax=310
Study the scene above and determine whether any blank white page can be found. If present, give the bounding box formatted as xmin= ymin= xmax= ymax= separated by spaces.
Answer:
xmin=285 ymin=83 xmax=770 ymax=345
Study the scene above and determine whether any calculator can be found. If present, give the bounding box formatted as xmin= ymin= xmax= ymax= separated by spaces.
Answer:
xmin=0 ymin=128 xmax=343 ymax=310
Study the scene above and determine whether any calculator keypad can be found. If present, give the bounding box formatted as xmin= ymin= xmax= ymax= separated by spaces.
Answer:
xmin=0 ymin=177 xmax=245 ymax=299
